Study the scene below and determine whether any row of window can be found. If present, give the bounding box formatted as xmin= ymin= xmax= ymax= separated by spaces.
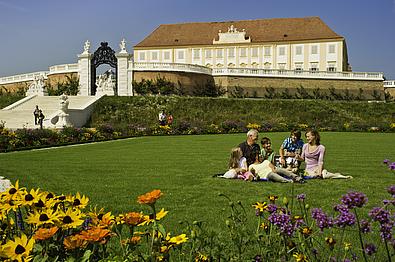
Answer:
xmin=204 ymin=62 xmax=337 ymax=72
xmin=138 ymin=44 xmax=337 ymax=61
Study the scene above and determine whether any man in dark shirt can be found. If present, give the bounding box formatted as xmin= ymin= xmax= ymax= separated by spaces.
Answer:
xmin=238 ymin=129 xmax=260 ymax=166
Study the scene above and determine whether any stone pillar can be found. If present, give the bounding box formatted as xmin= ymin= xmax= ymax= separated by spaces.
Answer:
xmin=77 ymin=40 xmax=92 ymax=96
xmin=116 ymin=52 xmax=131 ymax=96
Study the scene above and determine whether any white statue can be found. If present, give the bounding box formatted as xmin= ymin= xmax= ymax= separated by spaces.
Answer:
xmin=83 ymin=40 xmax=90 ymax=54
xmin=119 ymin=38 xmax=127 ymax=53
xmin=55 ymin=93 xmax=72 ymax=128
xmin=59 ymin=94 xmax=69 ymax=113
xmin=26 ymin=75 xmax=47 ymax=96
xmin=95 ymin=71 xmax=115 ymax=96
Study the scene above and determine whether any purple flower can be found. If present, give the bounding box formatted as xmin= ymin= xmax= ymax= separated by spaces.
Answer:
xmin=311 ymin=208 xmax=333 ymax=231
xmin=388 ymin=185 xmax=395 ymax=196
xmin=343 ymin=259 xmax=351 ymax=262
xmin=341 ymin=191 xmax=368 ymax=209
xmin=253 ymin=255 xmax=263 ymax=262
xmin=268 ymin=213 xmax=296 ymax=236
xmin=384 ymin=159 xmax=390 ymax=164
xmin=364 ymin=243 xmax=377 ymax=255
xmin=266 ymin=204 xmax=277 ymax=214
xmin=390 ymin=163 xmax=395 ymax=170
xmin=360 ymin=219 xmax=371 ymax=233
xmin=334 ymin=204 xmax=349 ymax=213
xmin=334 ymin=210 xmax=356 ymax=228
xmin=297 ymin=194 xmax=306 ymax=201
xmin=369 ymin=207 xmax=390 ymax=224
xmin=380 ymin=223 xmax=393 ymax=241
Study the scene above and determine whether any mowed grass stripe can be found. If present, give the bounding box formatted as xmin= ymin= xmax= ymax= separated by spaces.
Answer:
xmin=1 ymin=132 xmax=394 ymax=231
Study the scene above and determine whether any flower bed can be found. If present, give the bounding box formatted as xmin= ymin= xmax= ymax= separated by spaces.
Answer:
xmin=1 ymin=178 xmax=395 ymax=261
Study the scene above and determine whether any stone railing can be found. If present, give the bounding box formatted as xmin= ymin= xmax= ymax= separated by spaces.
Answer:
xmin=384 ymin=80 xmax=395 ymax=88
xmin=48 ymin=63 xmax=79 ymax=75
xmin=0 ymin=71 xmax=48 ymax=85
xmin=212 ymin=68 xmax=384 ymax=81
xmin=132 ymin=62 xmax=212 ymax=75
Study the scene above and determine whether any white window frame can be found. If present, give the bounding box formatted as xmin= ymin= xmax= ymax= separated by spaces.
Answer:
xmin=279 ymin=47 xmax=285 ymax=56
xmin=311 ymin=45 xmax=318 ymax=55
xmin=328 ymin=44 xmax=336 ymax=54
xmin=151 ymin=51 xmax=158 ymax=61
xmin=228 ymin=48 xmax=235 ymax=58
xmin=139 ymin=52 xmax=145 ymax=61
xmin=327 ymin=62 xmax=337 ymax=72
xmin=193 ymin=49 xmax=200 ymax=59
xmin=240 ymin=47 xmax=247 ymax=57
xmin=216 ymin=49 xmax=223 ymax=58
xmin=205 ymin=49 xmax=212 ymax=58
xmin=251 ymin=47 xmax=259 ymax=57
xmin=264 ymin=46 xmax=271 ymax=56
xmin=163 ymin=51 xmax=170 ymax=60
xmin=177 ymin=50 xmax=184 ymax=60
xmin=295 ymin=46 xmax=303 ymax=55
xmin=310 ymin=62 xmax=319 ymax=72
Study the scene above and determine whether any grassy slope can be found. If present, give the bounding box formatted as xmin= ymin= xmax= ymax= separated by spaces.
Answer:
xmin=89 ymin=96 xmax=395 ymax=130
xmin=1 ymin=132 xmax=394 ymax=233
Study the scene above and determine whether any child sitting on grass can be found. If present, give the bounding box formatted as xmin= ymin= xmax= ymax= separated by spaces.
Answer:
xmin=249 ymin=150 xmax=304 ymax=183
xmin=260 ymin=137 xmax=276 ymax=164
xmin=221 ymin=147 xmax=256 ymax=181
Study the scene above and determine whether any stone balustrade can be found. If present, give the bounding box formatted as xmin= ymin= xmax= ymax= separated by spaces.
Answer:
xmin=133 ymin=62 xmax=212 ymax=75
xmin=0 ymin=71 xmax=48 ymax=85
xmin=212 ymin=68 xmax=384 ymax=81
xmin=1 ymin=62 xmax=386 ymax=86
xmin=384 ymin=80 xmax=395 ymax=88
xmin=49 ymin=63 xmax=79 ymax=74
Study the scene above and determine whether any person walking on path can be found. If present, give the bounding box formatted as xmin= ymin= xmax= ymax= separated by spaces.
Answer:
xmin=33 ymin=105 xmax=40 ymax=125
xmin=38 ymin=110 xmax=45 ymax=129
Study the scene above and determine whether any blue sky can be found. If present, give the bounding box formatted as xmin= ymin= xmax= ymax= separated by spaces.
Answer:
xmin=0 ymin=0 xmax=394 ymax=79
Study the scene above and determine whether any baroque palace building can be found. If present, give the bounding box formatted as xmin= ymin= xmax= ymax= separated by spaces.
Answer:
xmin=134 ymin=16 xmax=350 ymax=73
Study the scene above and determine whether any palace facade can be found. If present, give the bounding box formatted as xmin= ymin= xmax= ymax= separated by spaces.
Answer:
xmin=134 ymin=17 xmax=350 ymax=73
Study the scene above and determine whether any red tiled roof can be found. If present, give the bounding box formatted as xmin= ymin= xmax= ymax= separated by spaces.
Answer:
xmin=135 ymin=17 xmax=343 ymax=48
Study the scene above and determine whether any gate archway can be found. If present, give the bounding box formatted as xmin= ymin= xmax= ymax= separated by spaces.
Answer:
xmin=91 ymin=42 xmax=117 ymax=95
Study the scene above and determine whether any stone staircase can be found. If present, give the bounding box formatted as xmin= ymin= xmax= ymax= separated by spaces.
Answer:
xmin=0 ymin=95 xmax=101 ymax=129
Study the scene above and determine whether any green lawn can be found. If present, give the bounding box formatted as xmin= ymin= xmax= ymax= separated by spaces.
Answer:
xmin=1 ymin=132 xmax=394 ymax=233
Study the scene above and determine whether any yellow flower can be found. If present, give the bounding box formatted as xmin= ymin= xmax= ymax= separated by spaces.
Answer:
xmin=195 ymin=253 xmax=209 ymax=261
xmin=66 ymin=192 xmax=89 ymax=209
xmin=26 ymin=210 xmax=59 ymax=227
xmin=33 ymin=226 xmax=59 ymax=241
xmin=169 ymin=234 xmax=188 ymax=245
xmin=58 ymin=208 xmax=84 ymax=229
xmin=139 ymin=208 xmax=168 ymax=226
xmin=260 ymin=222 xmax=269 ymax=230
xmin=390 ymin=123 xmax=395 ymax=129
xmin=2 ymin=234 xmax=35 ymax=262
xmin=252 ymin=202 xmax=267 ymax=212
xmin=246 ymin=123 xmax=261 ymax=130
xmin=325 ymin=236 xmax=336 ymax=247
xmin=268 ymin=195 xmax=278 ymax=202
xmin=15 ymin=188 xmax=40 ymax=207
xmin=344 ymin=242 xmax=352 ymax=251
xmin=137 ymin=189 xmax=162 ymax=205
xmin=160 ymin=245 xmax=171 ymax=253
xmin=301 ymin=226 xmax=312 ymax=237
xmin=293 ymin=252 xmax=308 ymax=262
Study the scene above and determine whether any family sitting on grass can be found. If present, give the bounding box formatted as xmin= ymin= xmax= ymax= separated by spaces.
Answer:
xmin=220 ymin=128 xmax=352 ymax=182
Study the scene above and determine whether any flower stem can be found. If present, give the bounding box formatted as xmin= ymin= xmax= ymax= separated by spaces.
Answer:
xmin=353 ymin=209 xmax=368 ymax=262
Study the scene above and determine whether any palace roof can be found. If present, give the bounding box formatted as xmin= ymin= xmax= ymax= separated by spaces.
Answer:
xmin=135 ymin=17 xmax=343 ymax=48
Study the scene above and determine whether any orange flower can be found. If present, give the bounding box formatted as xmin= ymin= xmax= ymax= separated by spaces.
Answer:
xmin=123 ymin=212 xmax=145 ymax=226
xmin=77 ymin=227 xmax=113 ymax=244
xmin=121 ymin=236 xmax=142 ymax=246
xmin=33 ymin=226 xmax=58 ymax=240
xmin=137 ymin=189 xmax=163 ymax=205
xmin=63 ymin=235 xmax=88 ymax=250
